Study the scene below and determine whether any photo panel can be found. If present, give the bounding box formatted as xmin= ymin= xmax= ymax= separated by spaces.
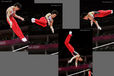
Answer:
xmin=59 ymin=29 xmax=92 ymax=76
xmin=28 ymin=3 xmax=62 ymax=54
xmin=80 ymin=0 xmax=114 ymax=51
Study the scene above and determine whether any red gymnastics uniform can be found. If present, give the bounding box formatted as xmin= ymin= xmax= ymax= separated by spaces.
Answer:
xmin=34 ymin=17 xmax=48 ymax=27
xmin=32 ymin=13 xmax=53 ymax=27
xmin=7 ymin=10 xmax=25 ymax=40
xmin=64 ymin=34 xmax=75 ymax=54
xmin=94 ymin=10 xmax=112 ymax=18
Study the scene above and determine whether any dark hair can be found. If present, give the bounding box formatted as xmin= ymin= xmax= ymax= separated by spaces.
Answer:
xmin=81 ymin=13 xmax=88 ymax=18
xmin=51 ymin=10 xmax=58 ymax=15
xmin=14 ymin=2 xmax=22 ymax=8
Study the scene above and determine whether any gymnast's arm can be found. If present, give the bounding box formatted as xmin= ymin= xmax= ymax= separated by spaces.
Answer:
xmin=6 ymin=9 xmax=13 ymax=28
xmin=88 ymin=14 xmax=100 ymax=27
xmin=14 ymin=13 xmax=24 ymax=21
xmin=50 ymin=19 xmax=54 ymax=33
xmin=45 ymin=13 xmax=51 ymax=25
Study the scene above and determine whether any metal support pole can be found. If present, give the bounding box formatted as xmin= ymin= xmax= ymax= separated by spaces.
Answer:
xmin=95 ymin=30 xmax=99 ymax=51
xmin=45 ymin=35 xmax=49 ymax=55
xmin=11 ymin=32 xmax=15 ymax=51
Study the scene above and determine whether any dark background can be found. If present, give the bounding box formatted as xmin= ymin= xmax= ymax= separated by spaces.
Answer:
xmin=59 ymin=29 xmax=92 ymax=59
xmin=80 ymin=0 xmax=114 ymax=29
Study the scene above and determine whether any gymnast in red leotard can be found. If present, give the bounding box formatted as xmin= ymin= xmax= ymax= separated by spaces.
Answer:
xmin=64 ymin=31 xmax=83 ymax=67
xmin=31 ymin=10 xmax=58 ymax=34
xmin=83 ymin=10 xmax=113 ymax=30
xmin=6 ymin=2 xmax=27 ymax=42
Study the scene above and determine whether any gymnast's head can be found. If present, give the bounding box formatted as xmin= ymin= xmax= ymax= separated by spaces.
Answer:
xmin=82 ymin=13 xmax=89 ymax=20
xmin=76 ymin=54 xmax=83 ymax=62
xmin=51 ymin=10 xmax=58 ymax=18
xmin=13 ymin=2 xmax=22 ymax=11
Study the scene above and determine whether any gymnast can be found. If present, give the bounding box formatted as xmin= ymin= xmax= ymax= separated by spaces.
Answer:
xmin=31 ymin=10 xmax=58 ymax=34
xmin=6 ymin=2 xmax=27 ymax=42
xmin=64 ymin=31 xmax=83 ymax=67
xmin=83 ymin=10 xmax=113 ymax=30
